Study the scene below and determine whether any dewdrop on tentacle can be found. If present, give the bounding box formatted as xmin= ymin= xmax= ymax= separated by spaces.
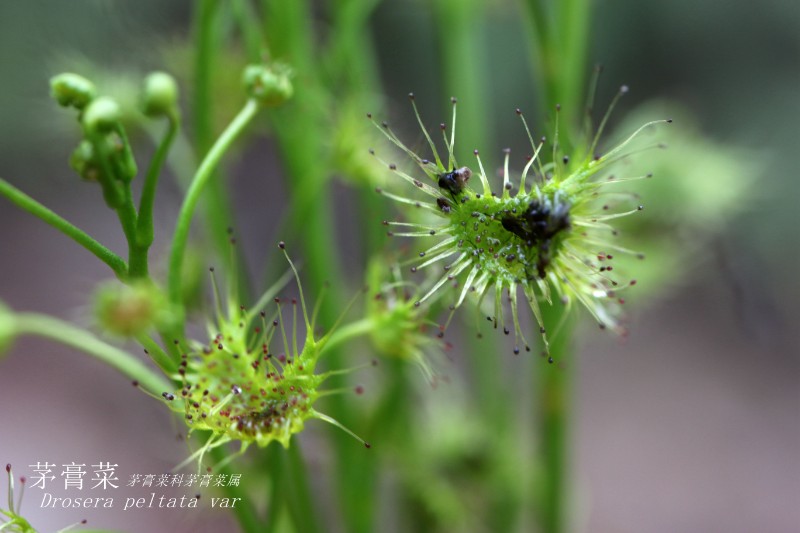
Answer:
xmin=137 ymin=241 xmax=371 ymax=471
xmin=368 ymin=90 xmax=671 ymax=355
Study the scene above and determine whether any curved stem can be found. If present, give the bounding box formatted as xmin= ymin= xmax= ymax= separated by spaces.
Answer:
xmin=0 ymin=178 xmax=128 ymax=279
xmin=137 ymin=115 xmax=179 ymax=250
xmin=167 ymin=98 xmax=260 ymax=308
xmin=11 ymin=313 xmax=171 ymax=394
xmin=129 ymin=115 xmax=180 ymax=280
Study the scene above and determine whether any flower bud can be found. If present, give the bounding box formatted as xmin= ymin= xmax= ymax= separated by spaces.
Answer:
xmin=94 ymin=282 xmax=174 ymax=337
xmin=82 ymin=96 xmax=121 ymax=134
xmin=243 ymin=63 xmax=293 ymax=107
xmin=50 ymin=72 xmax=97 ymax=110
xmin=140 ymin=71 xmax=179 ymax=118
xmin=69 ymin=140 xmax=100 ymax=181
xmin=105 ymin=132 xmax=138 ymax=184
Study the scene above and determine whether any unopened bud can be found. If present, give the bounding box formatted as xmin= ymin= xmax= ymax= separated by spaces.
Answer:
xmin=94 ymin=282 xmax=174 ymax=337
xmin=82 ymin=96 xmax=121 ymax=134
xmin=243 ymin=63 xmax=293 ymax=107
xmin=50 ymin=73 xmax=97 ymax=110
xmin=140 ymin=71 xmax=179 ymax=118
xmin=69 ymin=140 xmax=100 ymax=181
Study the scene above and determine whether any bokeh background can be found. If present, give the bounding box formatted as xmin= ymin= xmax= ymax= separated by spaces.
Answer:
xmin=1 ymin=1 xmax=798 ymax=532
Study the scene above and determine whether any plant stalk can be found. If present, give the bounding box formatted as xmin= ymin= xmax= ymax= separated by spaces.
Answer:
xmin=0 ymin=178 xmax=128 ymax=279
xmin=12 ymin=313 xmax=171 ymax=394
xmin=168 ymin=98 xmax=260 ymax=310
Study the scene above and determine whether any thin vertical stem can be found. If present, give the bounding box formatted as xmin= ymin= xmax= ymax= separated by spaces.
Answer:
xmin=522 ymin=2 xmax=592 ymax=531
xmin=192 ymin=0 xmax=219 ymax=155
xmin=283 ymin=444 xmax=323 ymax=533
xmin=538 ymin=303 xmax=575 ymax=533
xmin=209 ymin=446 xmax=262 ymax=533
xmin=523 ymin=0 xmax=592 ymax=151
xmin=431 ymin=0 xmax=490 ymax=164
xmin=192 ymin=0 xmax=249 ymax=297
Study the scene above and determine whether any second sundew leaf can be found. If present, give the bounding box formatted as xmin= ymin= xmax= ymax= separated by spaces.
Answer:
xmin=149 ymin=243 xmax=370 ymax=466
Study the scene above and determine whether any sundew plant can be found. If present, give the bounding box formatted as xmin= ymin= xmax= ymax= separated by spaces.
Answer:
xmin=370 ymin=92 xmax=670 ymax=355
xmin=0 ymin=1 xmax=752 ymax=533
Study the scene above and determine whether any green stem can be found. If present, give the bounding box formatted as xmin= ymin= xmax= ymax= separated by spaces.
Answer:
xmin=522 ymin=3 xmax=592 ymax=532
xmin=538 ymin=304 xmax=575 ymax=533
xmin=193 ymin=0 xmax=219 ymax=155
xmin=117 ymin=186 xmax=147 ymax=278
xmin=320 ymin=318 xmax=374 ymax=357
xmin=523 ymin=0 xmax=592 ymax=150
xmin=136 ymin=334 xmax=178 ymax=375
xmin=192 ymin=0 xmax=250 ymax=300
xmin=136 ymin=115 xmax=179 ymax=252
xmin=464 ymin=331 xmax=522 ymax=531
xmin=367 ymin=358 xmax=408 ymax=439
xmin=11 ymin=313 xmax=171 ymax=394
xmin=232 ymin=0 xmax=264 ymax=61
xmin=0 ymin=178 xmax=127 ymax=279
xmin=86 ymin=128 xmax=146 ymax=278
xmin=283 ymin=444 xmax=322 ymax=533
xmin=168 ymin=98 xmax=260 ymax=309
xmin=260 ymin=2 xmax=383 ymax=531
xmin=431 ymin=0 xmax=490 ymax=163
xmin=263 ymin=445 xmax=285 ymax=533
xmin=209 ymin=446 xmax=262 ymax=533
xmin=558 ymin=0 xmax=591 ymax=136
xmin=523 ymin=0 xmax=556 ymax=112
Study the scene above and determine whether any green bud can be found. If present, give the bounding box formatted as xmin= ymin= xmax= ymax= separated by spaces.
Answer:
xmin=104 ymin=132 xmax=138 ymax=183
xmin=0 ymin=301 xmax=17 ymax=355
xmin=82 ymin=96 xmax=121 ymax=133
xmin=242 ymin=63 xmax=293 ymax=107
xmin=140 ymin=71 xmax=179 ymax=118
xmin=94 ymin=281 xmax=175 ymax=337
xmin=50 ymin=72 xmax=97 ymax=110
xmin=69 ymin=140 xmax=100 ymax=181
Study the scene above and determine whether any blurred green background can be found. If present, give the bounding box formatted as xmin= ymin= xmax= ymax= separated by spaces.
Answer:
xmin=0 ymin=0 xmax=797 ymax=532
